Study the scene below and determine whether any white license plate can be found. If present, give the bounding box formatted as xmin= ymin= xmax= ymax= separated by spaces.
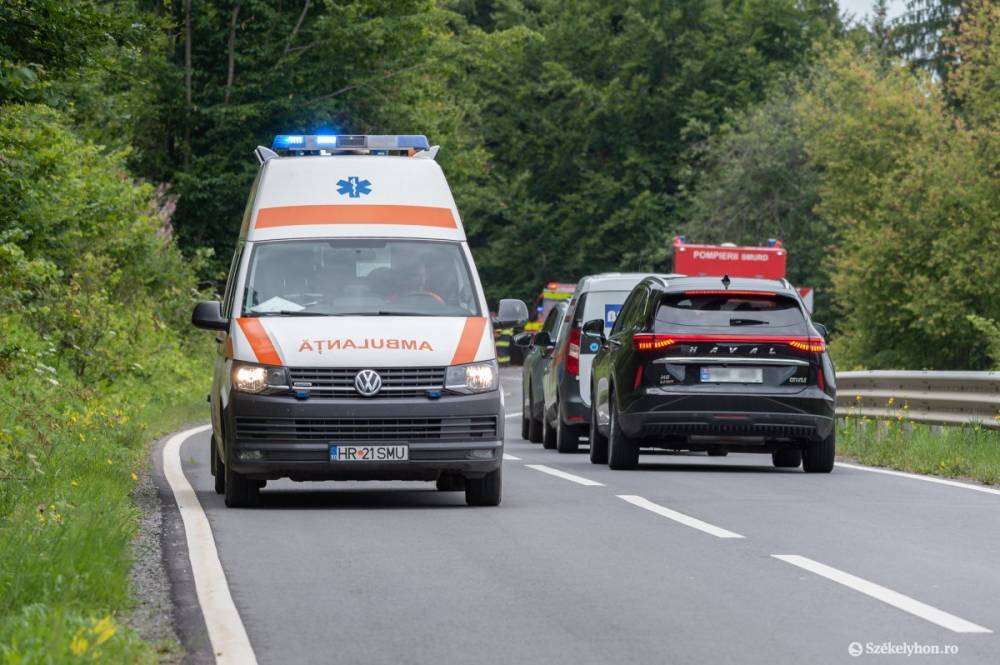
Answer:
xmin=329 ymin=445 xmax=409 ymax=462
xmin=700 ymin=367 xmax=763 ymax=384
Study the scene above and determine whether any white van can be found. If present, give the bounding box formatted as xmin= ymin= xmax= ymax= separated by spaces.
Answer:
xmin=192 ymin=134 xmax=527 ymax=507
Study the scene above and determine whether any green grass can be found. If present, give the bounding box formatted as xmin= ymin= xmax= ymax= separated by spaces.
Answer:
xmin=0 ymin=356 xmax=209 ymax=664
xmin=837 ymin=417 xmax=1000 ymax=486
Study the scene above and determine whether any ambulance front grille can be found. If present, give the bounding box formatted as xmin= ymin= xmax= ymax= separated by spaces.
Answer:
xmin=287 ymin=367 xmax=446 ymax=398
xmin=235 ymin=416 xmax=499 ymax=442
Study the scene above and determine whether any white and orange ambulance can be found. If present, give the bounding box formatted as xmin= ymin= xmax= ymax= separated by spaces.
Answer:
xmin=192 ymin=134 xmax=528 ymax=507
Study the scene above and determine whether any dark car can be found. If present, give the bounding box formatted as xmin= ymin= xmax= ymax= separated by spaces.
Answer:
xmin=542 ymin=273 xmax=656 ymax=453
xmin=587 ymin=275 xmax=836 ymax=471
xmin=513 ymin=301 xmax=568 ymax=443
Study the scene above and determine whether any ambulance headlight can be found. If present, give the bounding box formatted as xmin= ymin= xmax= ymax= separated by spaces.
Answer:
xmin=231 ymin=361 xmax=289 ymax=394
xmin=445 ymin=360 xmax=499 ymax=394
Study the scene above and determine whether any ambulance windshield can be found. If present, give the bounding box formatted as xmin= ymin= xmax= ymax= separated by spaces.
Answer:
xmin=242 ymin=239 xmax=481 ymax=317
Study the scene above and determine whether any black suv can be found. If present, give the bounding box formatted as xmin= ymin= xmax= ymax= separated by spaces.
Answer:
xmin=587 ymin=276 xmax=836 ymax=471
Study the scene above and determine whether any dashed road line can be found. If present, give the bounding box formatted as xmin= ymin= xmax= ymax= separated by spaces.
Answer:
xmin=503 ymin=453 xmax=522 ymax=461
xmin=163 ymin=425 xmax=258 ymax=664
xmin=505 ymin=411 xmax=522 ymax=419
xmin=525 ymin=464 xmax=605 ymax=486
xmin=773 ymin=555 xmax=992 ymax=634
xmin=836 ymin=462 xmax=1000 ymax=497
xmin=617 ymin=495 xmax=745 ymax=539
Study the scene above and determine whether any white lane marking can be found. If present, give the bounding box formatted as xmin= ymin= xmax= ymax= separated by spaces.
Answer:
xmin=163 ymin=426 xmax=259 ymax=664
xmin=773 ymin=555 xmax=992 ymax=634
xmin=836 ymin=462 xmax=1000 ymax=497
xmin=617 ymin=495 xmax=745 ymax=539
xmin=505 ymin=411 xmax=522 ymax=419
xmin=525 ymin=464 xmax=604 ymax=486
xmin=503 ymin=453 xmax=522 ymax=461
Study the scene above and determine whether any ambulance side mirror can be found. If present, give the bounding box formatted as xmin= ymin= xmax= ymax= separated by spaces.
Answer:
xmin=496 ymin=299 xmax=529 ymax=328
xmin=192 ymin=300 xmax=229 ymax=331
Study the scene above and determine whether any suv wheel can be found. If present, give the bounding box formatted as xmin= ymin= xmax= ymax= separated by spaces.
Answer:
xmin=589 ymin=397 xmax=609 ymax=464
xmin=521 ymin=387 xmax=531 ymax=440
xmin=525 ymin=381 xmax=544 ymax=443
xmin=608 ymin=397 xmax=639 ymax=470
xmin=802 ymin=431 xmax=835 ymax=473
xmin=542 ymin=409 xmax=557 ymax=450
xmin=772 ymin=448 xmax=802 ymax=468
xmin=466 ymin=467 xmax=502 ymax=506
xmin=224 ymin=460 xmax=260 ymax=508
xmin=556 ymin=411 xmax=584 ymax=454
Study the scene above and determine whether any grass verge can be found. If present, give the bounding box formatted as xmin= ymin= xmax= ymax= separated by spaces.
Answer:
xmin=0 ymin=353 xmax=209 ymax=664
xmin=837 ymin=416 xmax=1000 ymax=486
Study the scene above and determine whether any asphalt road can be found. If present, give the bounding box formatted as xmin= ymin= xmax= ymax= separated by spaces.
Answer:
xmin=173 ymin=368 xmax=1000 ymax=664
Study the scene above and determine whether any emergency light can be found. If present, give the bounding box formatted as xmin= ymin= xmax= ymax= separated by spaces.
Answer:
xmin=271 ymin=134 xmax=430 ymax=152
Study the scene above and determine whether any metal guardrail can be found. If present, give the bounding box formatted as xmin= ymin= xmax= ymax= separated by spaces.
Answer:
xmin=835 ymin=371 xmax=1000 ymax=429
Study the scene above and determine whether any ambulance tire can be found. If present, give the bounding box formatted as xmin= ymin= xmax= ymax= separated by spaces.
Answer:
xmin=465 ymin=466 xmax=502 ymax=506
xmin=213 ymin=440 xmax=225 ymax=495
xmin=224 ymin=462 xmax=259 ymax=507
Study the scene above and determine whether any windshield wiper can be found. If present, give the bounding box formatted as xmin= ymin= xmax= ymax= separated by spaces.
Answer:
xmin=334 ymin=310 xmax=427 ymax=317
xmin=730 ymin=318 xmax=768 ymax=326
xmin=249 ymin=310 xmax=328 ymax=317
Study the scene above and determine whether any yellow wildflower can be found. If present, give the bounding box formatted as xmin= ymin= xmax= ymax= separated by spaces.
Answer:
xmin=106 ymin=459 xmax=113 ymax=465
xmin=92 ymin=616 xmax=116 ymax=645
xmin=69 ymin=634 xmax=89 ymax=656
xmin=71 ymin=480 xmax=79 ymax=487
xmin=130 ymin=472 xmax=138 ymax=482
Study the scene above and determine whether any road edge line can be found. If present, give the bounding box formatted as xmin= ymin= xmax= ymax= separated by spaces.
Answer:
xmin=162 ymin=425 xmax=258 ymax=664
xmin=836 ymin=462 xmax=1000 ymax=497
xmin=525 ymin=464 xmax=605 ymax=486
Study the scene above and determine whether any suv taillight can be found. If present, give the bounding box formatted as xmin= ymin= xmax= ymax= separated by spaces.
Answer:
xmin=566 ymin=326 xmax=581 ymax=376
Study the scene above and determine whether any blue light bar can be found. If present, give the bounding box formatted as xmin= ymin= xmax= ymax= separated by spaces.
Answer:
xmin=272 ymin=135 xmax=304 ymax=149
xmin=270 ymin=134 xmax=429 ymax=152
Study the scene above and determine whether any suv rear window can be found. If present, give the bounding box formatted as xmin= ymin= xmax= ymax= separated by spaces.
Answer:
xmin=655 ymin=292 xmax=806 ymax=330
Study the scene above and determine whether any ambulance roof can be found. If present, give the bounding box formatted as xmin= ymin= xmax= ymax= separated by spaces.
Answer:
xmin=242 ymin=154 xmax=466 ymax=243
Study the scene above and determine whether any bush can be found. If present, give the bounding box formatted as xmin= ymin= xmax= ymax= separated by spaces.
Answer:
xmin=0 ymin=103 xmax=210 ymax=662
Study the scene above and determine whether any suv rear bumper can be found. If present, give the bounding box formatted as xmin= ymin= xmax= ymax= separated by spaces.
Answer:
xmin=221 ymin=390 xmax=503 ymax=481
xmin=618 ymin=388 xmax=835 ymax=442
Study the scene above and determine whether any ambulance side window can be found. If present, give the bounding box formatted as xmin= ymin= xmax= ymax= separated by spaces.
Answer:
xmin=221 ymin=244 xmax=244 ymax=318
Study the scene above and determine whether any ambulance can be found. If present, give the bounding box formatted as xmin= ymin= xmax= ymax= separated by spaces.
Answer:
xmin=192 ymin=134 xmax=528 ymax=508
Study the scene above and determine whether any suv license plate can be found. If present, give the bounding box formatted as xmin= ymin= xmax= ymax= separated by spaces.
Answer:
xmin=329 ymin=445 xmax=409 ymax=462
xmin=700 ymin=367 xmax=763 ymax=384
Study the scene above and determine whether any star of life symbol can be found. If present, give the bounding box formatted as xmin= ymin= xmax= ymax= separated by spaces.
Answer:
xmin=354 ymin=369 xmax=382 ymax=397
xmin=337 ymin=176 xmax=372 ymax=198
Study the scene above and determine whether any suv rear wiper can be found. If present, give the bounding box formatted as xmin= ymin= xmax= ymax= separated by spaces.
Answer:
xmin=729 ymin=318 xmax=768 ymax=326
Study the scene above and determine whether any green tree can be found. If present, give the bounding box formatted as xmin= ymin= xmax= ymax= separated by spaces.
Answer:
xmin=796 ymin=40 xmax=1000 ymax=369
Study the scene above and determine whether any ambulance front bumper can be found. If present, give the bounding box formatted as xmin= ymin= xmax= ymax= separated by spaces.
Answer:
xmin=222 ymin=391 xmax=504 ymax=481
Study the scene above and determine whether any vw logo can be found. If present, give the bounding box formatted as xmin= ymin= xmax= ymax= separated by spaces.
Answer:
xmin=354 ymin=369 xmax=382 ymax=397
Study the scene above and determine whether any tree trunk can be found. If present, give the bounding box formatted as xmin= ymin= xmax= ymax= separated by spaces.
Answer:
xmin=225 ymin=2 xmax=241 ymax=104
xmin=184 ymin=0 xmax=193 ymax=171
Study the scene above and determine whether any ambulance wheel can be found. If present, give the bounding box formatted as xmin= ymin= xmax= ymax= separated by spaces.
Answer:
xmin=213 ymin=441 xmax=225 ymax=495
xmin=224 ymin=463 xmax=259 ymax=508
xmin=466 ymin=467 xmax=502 ymax=506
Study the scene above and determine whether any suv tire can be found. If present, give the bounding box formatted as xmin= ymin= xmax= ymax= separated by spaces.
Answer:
xmin=466 ymin=467 xmax=502 ymax=506
xmin=556 ymin=412 xmax=584 ymax=454
xmin=608 ymin=397 xmax=639 ymax=470
xmin=772 ymin=448 xmax=802 ymax=468
xmin=802 ymin=431 xmax=835 ymax=473
xmin=589 ymin=398 xmax=609 ymax=464
xmin=542 ymin=411 xmax=557 ymax=450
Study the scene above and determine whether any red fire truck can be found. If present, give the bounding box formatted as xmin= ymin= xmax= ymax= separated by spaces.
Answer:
xmin=671 ymin=236 xmax=813 ymax=311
